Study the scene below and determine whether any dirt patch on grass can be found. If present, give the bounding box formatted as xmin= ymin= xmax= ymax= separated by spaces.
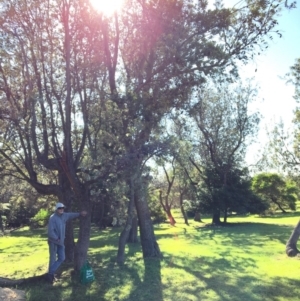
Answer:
xmin=0 ymin=287 xmax=26 ymax=301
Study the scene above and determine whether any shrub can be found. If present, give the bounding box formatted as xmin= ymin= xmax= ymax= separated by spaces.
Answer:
xmin=30 ymin=208 xmax=51 ymax=228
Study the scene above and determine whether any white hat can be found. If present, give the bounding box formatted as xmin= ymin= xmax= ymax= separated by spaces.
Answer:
xmin=55 ymin=202 xmax=65 ymax=210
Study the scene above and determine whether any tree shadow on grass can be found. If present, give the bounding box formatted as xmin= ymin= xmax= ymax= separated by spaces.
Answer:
xmin=84 ymin=256 xmax=163 ymax=301
xmin=120 ymin=258 xmax=163 ymax=301
xmin=156 ymin=222 xmax=293 ymax=250
xmin=9 ymin=227 xmax=47 ymax=238
xmin=243 ymin=211 xmax=300 ymax=219
xmin=164 ymin=254 xmax=300 ymax=301
xmin=69 ymin=269 xmax=89 ymax=301
xmin=116 ymin=242 xmax=163 ymax=301
xmin=20 ymin=278 xmax=63 ymax=301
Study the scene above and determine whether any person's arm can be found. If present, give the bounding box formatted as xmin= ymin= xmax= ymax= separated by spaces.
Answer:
xmin=65 ymin=212 xmax=80 ymax=222
xmin=65 ymin=211 xmax=87 ymax=221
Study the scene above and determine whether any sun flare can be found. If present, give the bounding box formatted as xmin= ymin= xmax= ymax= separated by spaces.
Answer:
xmin=89 ymin=0 xmax=124 ymax=16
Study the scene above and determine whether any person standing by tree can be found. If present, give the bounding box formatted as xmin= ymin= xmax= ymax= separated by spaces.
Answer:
xmin=46 ymin=202 xmax=87 ymax=283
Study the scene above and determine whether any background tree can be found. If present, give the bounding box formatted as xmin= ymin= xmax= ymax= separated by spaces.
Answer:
xmin=185 ymin=81 xmax=260 ymax=223
xmin=262 ymin=58 xmax=300 ymax=174
xmin=153 ymin=157 xmax=177 ymax=226
xmin=251 ymin=173 xmax=298 ymax=213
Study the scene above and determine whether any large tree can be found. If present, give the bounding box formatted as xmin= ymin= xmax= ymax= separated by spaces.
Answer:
xmin=185 ymin=81 xmax=260 ymax=223
xmin=251 ymin=173 xmax=298 ymax=213
xmin=0 ymin=0 xmax=111 ymax=270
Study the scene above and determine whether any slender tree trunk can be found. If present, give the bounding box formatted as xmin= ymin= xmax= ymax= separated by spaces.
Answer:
xmin=135 ymin=177 xmax=161 ymax=258
xmin=286 ymin=220 xmax=300 ymax=257
xmin=98 ymin=198 xmax=105 ymax=228
xmin=223 ymin=210 xmax=228 ymax=223
xmin=166 ymin=207 xmax=176 ymax=226
xmin=159 ymin=191 xmax=175 ymax=226
xmin=179 ymin=193 xmax=189 ymax=226
xmin=272 ymin=198 xmax=287 ymax=213
xmin=0 ymin=213 xmax=4 ymax=234
xmin=194 ymin=212 xmax=201 ymax=222
xmin=212 ymin=210 xmax=221 ymax=225
xmin=59 ymin=178 xmax=75 ymax=262
xmin=127 ymin=215 xmax=138 ymax=243
xmin=117 ymin=177 xmax=135 ymax=264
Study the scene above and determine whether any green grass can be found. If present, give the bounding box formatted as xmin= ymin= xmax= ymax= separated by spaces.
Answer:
xmin=1 ymin=213 xmax=300 ymax=301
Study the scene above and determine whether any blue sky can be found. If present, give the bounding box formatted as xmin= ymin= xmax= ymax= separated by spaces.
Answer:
xmin=240 ymin=3 xmax=300 ymax=165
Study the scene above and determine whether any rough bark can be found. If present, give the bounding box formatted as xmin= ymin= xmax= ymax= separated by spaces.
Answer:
xmin=65 ymin=222 xmax=75 ymax=262
xmin=58 ymin=176 xmax=76 ymax=262
xmin=74 ymin=214 xmax=91 ymax=271
xmin=74 ymin=191 xmax=91 ymax=271
xmin=286 ymin=220 xmax=300 ymax=257
xmin=135 ymin=179 xmax=162 ymax=258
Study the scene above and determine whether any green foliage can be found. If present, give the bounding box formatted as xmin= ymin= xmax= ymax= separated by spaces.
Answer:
xmin=30 ymin=208 xmax=51 ymax=228
xmin=182 ymin=200 xmax=197 ymax=218
xmin=147 ymin=194 xmax=167 ymax=224
xmin=6 ymin=200 xmax=37 ymax=228
xmin=190 ymin=166 xmax=268 ymax=217
xmin=265 ymin=58 xmax=300 ymax=174
xmin=251 ymin=173 xmax=298 ymax=213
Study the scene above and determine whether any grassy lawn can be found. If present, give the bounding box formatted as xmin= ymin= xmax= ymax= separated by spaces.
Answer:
xmin=1 ymin=213 xmax=300 ymax=301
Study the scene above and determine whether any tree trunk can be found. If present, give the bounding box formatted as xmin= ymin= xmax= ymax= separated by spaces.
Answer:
xmin=116 ymin=177 xmax=135 ymax=264
xmin=58 ymin=182 xmax=75 ymax=262
xmin=127 ymin=215 xmax=138 ymax=243
xmin=166 ymin=207 xmax=176 ymax=226
xmin=74 ymin=188 xmax=91 ymax=271
xmin=97 ymin=198 xmax=105 ymax=228
xmin=223 ymin=210 xmax=228 ymax=223
xmin=116 ymin=222 xmax=132 ymax=264
xmin=194 ymin=212 xmax=201 ymax=222
xmin=271 ymin=197 xmax=287 ymax=213
xmin=159 ymin=190 xmax=175 ymax=226
xmin=0 ymin=214 xmax=4 ymax=234
xmin=179 ymin=193 xmax=189 ymax=226
xmin=135 ymin=178 xmax=161 ymax=258
xmin=65 ymin=222 xmax=75 ymax=262
xmin=286 ymin=220 xmax=300 ymax=257
xmin=212 ymin=210 xmax=221 ymax=225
